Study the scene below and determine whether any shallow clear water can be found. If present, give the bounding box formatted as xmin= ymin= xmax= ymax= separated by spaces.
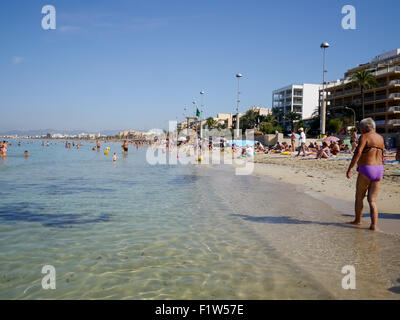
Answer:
xmin=0 ymin=140 xmax=399 ymax=299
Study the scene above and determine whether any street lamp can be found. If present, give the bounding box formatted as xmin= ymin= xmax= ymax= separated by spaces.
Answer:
xmin=184 ymin=106 xmax=188 ymax=134
xmin=235 ymin=73 xmax=243 ymax=138
xmin=320 ymin=42 xmax=330 ymax=136
xmin=192 ymin=100 xmax=198 ymax=134
xmin=331 ymin=106 xmax=356 ymax=130
xmin=344 ymin=107 xmax=356 ymax=128
xmin=200 ymin=90 xmax=205 ymax=138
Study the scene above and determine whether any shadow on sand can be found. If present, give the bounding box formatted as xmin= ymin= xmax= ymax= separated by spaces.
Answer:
xmin=231 ymin=213 xmax=359 ymax=230
xmin=342 ymin=213 xmax=400 ymax=220
xmin=388 ymin=278 xmax=400 ymax=295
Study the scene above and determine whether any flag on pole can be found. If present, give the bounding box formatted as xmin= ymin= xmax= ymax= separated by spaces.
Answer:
xmin=196 ymin=108 xmax=201 ymax=117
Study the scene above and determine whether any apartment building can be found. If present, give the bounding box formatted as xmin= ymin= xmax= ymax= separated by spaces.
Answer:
xmin=272 ymin=84 xmax=320 ymax=131
xmin=250 ymin=106 xmax=272 ymax=117
xmin=324 ymin=49 xmax=400 ymax=134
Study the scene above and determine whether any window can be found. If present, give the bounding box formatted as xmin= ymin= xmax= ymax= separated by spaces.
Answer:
xmin=293 ymin=89 xmax=303 ymax=96
xmin=293 ymin=97 xmax=302 ymax=104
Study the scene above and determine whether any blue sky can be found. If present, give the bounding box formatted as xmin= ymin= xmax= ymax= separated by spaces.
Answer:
xmin=1 ymin=0 xmax=399 ymax=132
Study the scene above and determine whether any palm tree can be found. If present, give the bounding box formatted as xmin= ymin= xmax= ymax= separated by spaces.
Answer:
xmin=272 ymin=107 xmax=283 ymax=123
xmin=206 ymin=117 xmax=218 ymax=129
xmin=350 ymin=69 xmax=378 ymax=119
xmin=284 ymin=111 xmax=301 ymax=131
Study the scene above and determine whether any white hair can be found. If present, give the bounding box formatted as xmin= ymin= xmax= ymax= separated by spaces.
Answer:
xmin=360 ymin=118 xmax=376 ymax=131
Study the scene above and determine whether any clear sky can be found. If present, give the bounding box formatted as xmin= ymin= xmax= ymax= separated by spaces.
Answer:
xmin=1 ymin=0 xmax=399 ymax=132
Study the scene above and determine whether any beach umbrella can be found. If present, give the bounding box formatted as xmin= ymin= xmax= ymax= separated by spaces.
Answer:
xmin=323 ymin=136 xmax=340 ymax=142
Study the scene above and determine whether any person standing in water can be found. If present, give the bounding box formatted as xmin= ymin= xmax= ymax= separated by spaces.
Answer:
xmin=96 ymin=140 xmax=101 ymax=151
xmin=350 ymin=128 xmax=358 ymax=153
xmin=0 ymin=141 xmax=7 ymax=157
xmin=122 ymin=140 xmax=129 ymax=153
xmin=112 ymin=152 xmax=117 ymax=162
xmin=346 ymin=118 xmax=385 ymax=231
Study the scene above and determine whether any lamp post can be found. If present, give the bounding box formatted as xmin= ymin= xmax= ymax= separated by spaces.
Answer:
xmin=320 ymin=42 xmax=330 ymax=136
xmin=331 ymin=106 xmax=356 ymax=131
xmin=235 ymin=73 xmax=243 ymax=138
xmin=344 ymin=106 xmax=356 ymax=128
xmin=200 ymin=90 xmax=205 ymax=138
xmin=184 ymin=106 xmax=188 ymax=134
xmin=192 ymin=100 xmax=198 ymax=134
xmin=192 ymin=100 xmax=197 ymax=115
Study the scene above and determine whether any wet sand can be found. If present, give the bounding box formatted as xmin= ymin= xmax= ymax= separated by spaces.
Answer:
xmin=201 ymin=163 xmax=400 ymax=299
xmin=250 ymin=153 xmax=400 ymax=236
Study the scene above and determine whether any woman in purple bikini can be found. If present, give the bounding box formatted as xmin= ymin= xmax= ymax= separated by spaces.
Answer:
xmin=346 ymin=118 xmax=385 ymax=231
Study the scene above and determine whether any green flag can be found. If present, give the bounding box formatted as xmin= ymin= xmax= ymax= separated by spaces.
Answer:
xmin=196 ymin=108 xmax=201 ymax=117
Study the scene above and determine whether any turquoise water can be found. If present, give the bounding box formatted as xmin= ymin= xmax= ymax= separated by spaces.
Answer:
xmin=0 ymin=140 xmax=399 ymax=299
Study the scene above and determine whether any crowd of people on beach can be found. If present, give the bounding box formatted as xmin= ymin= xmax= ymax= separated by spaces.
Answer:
xmin=253 ymin=128 xmax=351 ymax=159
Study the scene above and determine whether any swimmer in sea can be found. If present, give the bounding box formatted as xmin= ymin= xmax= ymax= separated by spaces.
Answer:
xmin=122 ymin=140 xmax=128 ymax=153
xmin=24 ymin=150 xmax=29 ymax=158
xmin=112 ymin=152 xmax=117 ymax=162
xmin=96 ymin=139 xmax=101 ymax=151
xmin=1 ymin=141 xmax=8 ymax=157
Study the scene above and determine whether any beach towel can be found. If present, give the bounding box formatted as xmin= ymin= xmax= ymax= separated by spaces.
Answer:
xmin=384 ymin=160 xmax=400 ymax=165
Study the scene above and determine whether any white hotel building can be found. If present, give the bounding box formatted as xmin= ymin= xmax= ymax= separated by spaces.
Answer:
xmin=272 ymin=83 xmax=321 ymax=131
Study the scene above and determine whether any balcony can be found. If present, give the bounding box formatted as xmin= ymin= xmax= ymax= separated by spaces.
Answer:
xmin=389 ymin=93 xmax=400 ymax=99
xmin=389 ymin=80 xmax=400 ymax=86
xmin=373 ymin=66 xmax=400 ymax=77
xmin=388 ymin=106 xmax=400 ymax=112
xmin=365 ymin=96 xmax=375 ymax=102
xmin=326 ymin=66 xmax=400 ymax=90
xmin=375 ymin=120 xmax=386 ymax=126
xmin=376 ymin=94 xmax=387 ymax=101
xmin=366 ymin=107 xmax=387 ymax=115
xmin=388 ymin=119 xmax=400 ymax=125
xmin=330 ymin=88 xmax=359 ymax=98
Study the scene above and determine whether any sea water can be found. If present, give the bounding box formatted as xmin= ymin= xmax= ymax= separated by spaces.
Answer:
xmin=0 ymin=140 xmax=399 ymax=299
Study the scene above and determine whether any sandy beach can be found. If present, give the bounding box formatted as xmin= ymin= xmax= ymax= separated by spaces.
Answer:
xmin=249 ymin=153 xmax=400 ymax=236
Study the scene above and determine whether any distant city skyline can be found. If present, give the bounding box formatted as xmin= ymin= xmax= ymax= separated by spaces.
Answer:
xmin=1 ymin=0 xmax=399 ymax=131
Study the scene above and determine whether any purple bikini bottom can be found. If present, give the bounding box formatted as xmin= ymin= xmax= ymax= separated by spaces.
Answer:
xmin=358 ymin=165 xmax=384 ymax=181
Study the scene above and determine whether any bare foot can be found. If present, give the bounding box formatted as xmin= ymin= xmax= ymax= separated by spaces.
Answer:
xmin=348 ymin=220 xmax=361 ymax=226
xmin=370 ymin=225 xmax=377 ymax=231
